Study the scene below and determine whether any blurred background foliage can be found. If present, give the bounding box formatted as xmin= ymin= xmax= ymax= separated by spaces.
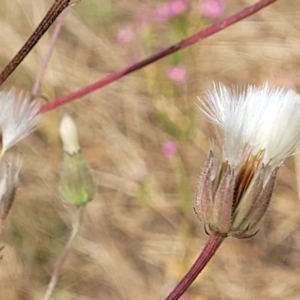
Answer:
xmin=1 ymin=0 xmax=300 ymax=299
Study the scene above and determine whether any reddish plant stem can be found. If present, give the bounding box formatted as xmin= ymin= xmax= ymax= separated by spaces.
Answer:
xmin=0 ymin=0 xmax=71 ymax=87
xmin=165 ymin=235 xmax=224 ymax=300
xmin=39 ymin=0 xmax=278 ymax=114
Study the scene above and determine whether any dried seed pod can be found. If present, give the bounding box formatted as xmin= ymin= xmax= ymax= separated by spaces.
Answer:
xmin=0 ymin=154 xmax=21 ymax=230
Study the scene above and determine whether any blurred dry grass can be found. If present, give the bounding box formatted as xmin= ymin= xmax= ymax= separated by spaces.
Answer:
xmin=0 ymin=0 xmax=300 ymax=299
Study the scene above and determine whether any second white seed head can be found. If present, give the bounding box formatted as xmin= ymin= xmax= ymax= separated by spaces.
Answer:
xmin=200 ymin=83 xmax=300 ymax=174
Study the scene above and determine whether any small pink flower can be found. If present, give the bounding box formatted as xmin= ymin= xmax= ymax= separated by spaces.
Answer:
xmin=170 ymin=0 xmax=188 ymax=16
xmin=116 ymin=27 xmax=134 ymax=44
xmin=162 ymin=141 xmax=178 ymax=157
xmin=167 ymin=65 xmax=187 ymax=83
xmin=153 ymin=0 xmax=188 ymax=23
xmin=154 ymin=4 xmax=173 ymax=22
xmin=199 ymin=0 xmax=225 ymax=19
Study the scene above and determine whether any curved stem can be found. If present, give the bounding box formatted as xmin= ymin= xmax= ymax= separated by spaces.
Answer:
xmin=42 ymin=206 xmax=84 ymax=300
xmin=0 ymin=0 xmax=71 ymax=87
xmin=39 ymin=0 xmax=278 ymax=114
xmin=165 ymin=235 xmax=224 ymax=300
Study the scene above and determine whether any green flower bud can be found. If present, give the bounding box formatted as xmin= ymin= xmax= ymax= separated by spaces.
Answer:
xmin=59 ymin=114 xmax=95 ymax=206
xmin=59 ymin=152 xmax=95 ymax=206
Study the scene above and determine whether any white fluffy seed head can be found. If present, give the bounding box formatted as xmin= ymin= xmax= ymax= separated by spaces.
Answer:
xmin=0 ymin=89 xmax=40 ymax=154
xmin=59 ymin=114 xmax=80 ymax=155
xmin=199 ymin=83 xmax=300 ymax=172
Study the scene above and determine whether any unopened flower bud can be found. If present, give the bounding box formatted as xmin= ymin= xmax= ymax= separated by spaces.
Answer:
xmin=195 ymin=83 xmax=300 ymax=238
xmin=59 ymin=114 xmax=80 ymax=155
xmin=59 ymin=115 xmax=95 ymax=206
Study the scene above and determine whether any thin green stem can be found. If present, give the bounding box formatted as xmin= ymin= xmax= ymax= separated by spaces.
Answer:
xmin=165 ymin=235 xmax=224 ymax=300
xmin=42 ymin=206 xmax=84 ymax=300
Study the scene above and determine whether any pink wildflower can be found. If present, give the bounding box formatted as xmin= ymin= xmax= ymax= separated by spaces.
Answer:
xmin=153 ymin=0 xmax=188 ymax=23
xmin=154 ymin=4 xmax=173 ymax=22
xmin=170 ymin=0 xmax=188 ymax=16
xmin=166 ymin=65 xmax=187 ymax=83
xmin=162 ymin=141 xmax=178 ymax=157
xmin=116 ymin=27 xmax=134 ymax=44
xmin=199 ymin=0 xmax=225 ymax=19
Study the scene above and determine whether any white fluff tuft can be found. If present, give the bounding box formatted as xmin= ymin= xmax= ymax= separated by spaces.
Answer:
xmin=0 ymin=89 xmax=40 ymax=154
xmin=200 ymin=83 xmax=300 ymax=169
